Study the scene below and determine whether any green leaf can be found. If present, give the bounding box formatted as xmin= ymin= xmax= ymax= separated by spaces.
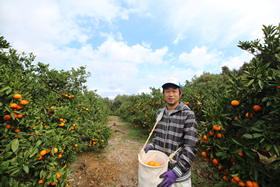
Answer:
xmin=251 ymin=127 xmax=263 ymax=132
xmin=29 ymin=148 xmax=38 ymax=158
xmin=11 ymin=139 xmax=19 ymax=153
xmin=23 ymin=165 xmax=29 ymax=174
xmin=231 ymin=138 xmax=243 ymax=146
xmin=266 ymin=144 xmax=272 ymax=151
xmin=1 ymin=176 xmax=8 ymax=187
xmin=252 ymin=133 xmax=263 ymax=138
xmin=35 ymin=140 xmax=42 ymax=147
xmin=0 ymin=86 xmax=10 ymax=93
xmin=243 ymin=134 xmax=253 ymax=139
xmin=273 ymin=144 xmax=279 ymax=156
xmin=258 ymin=80 xmax=264 ymax=89
xmin=262 ymin=97 xmax=268 ymax=102
xmin=246 ymin=79 xmax=255 ymax=87
xmin=6 ymin=88 xmax=12 ymax=95
xmin=6 ymin=142 xmax=11 ymax=152
xmin=254 ymin=168 xmax=258 ymax=181
xmin=4 ymin=152 xmax=13 ymax=159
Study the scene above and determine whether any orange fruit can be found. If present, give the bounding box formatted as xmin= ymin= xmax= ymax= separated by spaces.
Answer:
xmin=202 ymin=152 xmax=207 ymax=157
xmin=205 ymin=159 xmax=210 ymax=162
xmin=216 ymin=133 xmax=222 ymax=138
xmin=15 ymin=129 xmax=20 ymax=133
xmin=213 ymin=125 xmax=221 ymax=131
xmin=231 ymin=100 xmax=240 ymax=106
xmin=3 ymin=115 xmax=11 ymax=120
xmin=212 ymin=158 xmax=218 ymax=166
xmin=59 ymin=123 xmax=64 ymax=127
xmin=38 ymin=179 xmax=44 ymax=184
xmin=197 ymin=102 xmax=201 ymax=105
xmin=223 ymin=176 xmax=229 ymax=181
xmin=6 ymin=124 xmax=11 ymax=129
xmin=234 ymin=116 xmax=238 ymax=121
xmin=238 ymin=181 xmax=246 ymax=186
xmin=233 ymin=176 xmax=240 ymax=182
xmin=246 ymin=181 xmax=253 ymax=187
xmin=232 ymin=178 xmax=236 ymax=183
xmin=246 ymin=112 xmax=253 ymax=118
xmin=75 ymin=144 xmax=78 ymax=147
xmin=209 ymin=130 xmax=214 ymax=136
xmin=253 ymin=105 xmax=261 ymax=112
xmin=54 ymin=148 xmax=58 ymax=153
xmin=13 ymin=94 xmax=22 ymax=99
xmin=148 ymin=161 xmax=155 ymax=166
xmin=17 ymin=114 xmax=23 ymax=118
xmin=238 ymin=152 xmax=243 ymax=157
xmin=60 ymin=118 xmax=64 ymax=121
xmin=154 ymin=162 xmax=161 ymax=167
xmin=206 ymin=147 xmax=210 ymax=151
xmin=20 ymin=100 xmax=29 ymax=105
xmin=56 ymin=172 xmax=61 ymax=179
xmin=252 ymin=181 xmax=259 ymax=187
xmin=10 ymin=103 xmax=18 ymax=108
xmin=17 ymin=105 xmax=23 ymax=110
xmin=40 ymin=150 xmax=47 ymax=156
xmin=230 ymin=158 xmax=234 ymax=163
xmin=203 ymin=135 xmax=207 ymax=140
xmin=218 ymin=165 xmax=223 ymax=170
xmin=222 ymin=170 xmax=228 ymax=175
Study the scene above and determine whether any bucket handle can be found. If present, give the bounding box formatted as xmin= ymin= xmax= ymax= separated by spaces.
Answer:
xmin=139 ymin=111 xmax=164 ymax=160
xmin=168 ymin=147 xmax=181 ymax=163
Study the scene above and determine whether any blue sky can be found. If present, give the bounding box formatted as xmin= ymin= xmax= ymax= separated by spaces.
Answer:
xmin=1 ymin=0 xmax=280 ymax=99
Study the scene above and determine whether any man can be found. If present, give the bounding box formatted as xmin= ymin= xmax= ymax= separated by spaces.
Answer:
xmin=144 ymin=78 xmax=198 ymax=187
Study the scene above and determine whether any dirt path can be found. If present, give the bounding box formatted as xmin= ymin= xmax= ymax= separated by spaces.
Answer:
xmin=68 ymin=116 xmax=143 ymax=187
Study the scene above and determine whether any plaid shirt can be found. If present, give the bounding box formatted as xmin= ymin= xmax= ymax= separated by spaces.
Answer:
xmin=149 ymin=102 xmax=198 ymax=182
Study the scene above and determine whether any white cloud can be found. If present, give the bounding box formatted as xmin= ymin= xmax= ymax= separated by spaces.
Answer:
xmin=117 ymin=32 xmax=123 ymax=40
xmin=173 ymin=33 xmax=185 ymax=45
xmin=220 ymin=52 xmax=253 ymax=71
xmin=178 ymin=46 xmax=223 ymax=69
xmin=146 ymin=0 xmax=280 ymax=46
xmin=142 ymin=41 xmax=151 ymax=48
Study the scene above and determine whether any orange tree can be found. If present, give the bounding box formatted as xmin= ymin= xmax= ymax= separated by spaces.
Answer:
xmin=198 ymin=24 xmax=280 ymax=186
xmin=0 ymin=36 xmax=111 ymax=187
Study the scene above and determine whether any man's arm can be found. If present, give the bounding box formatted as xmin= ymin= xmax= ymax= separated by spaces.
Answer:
xmin=172 ymin=111 xmax=198 ymax=178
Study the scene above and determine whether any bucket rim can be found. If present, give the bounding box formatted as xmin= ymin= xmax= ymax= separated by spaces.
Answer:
xmin=138 ymin=150 xmax=169 ymax=168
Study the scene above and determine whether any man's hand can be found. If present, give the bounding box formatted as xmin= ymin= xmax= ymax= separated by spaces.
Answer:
xmin=157 ymin=170 xmax=178 ymax=187
xmin=144 ymin=145 xmax=153 ymax=153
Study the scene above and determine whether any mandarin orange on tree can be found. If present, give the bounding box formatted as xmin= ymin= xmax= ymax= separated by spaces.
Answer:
xmin=209 ymin=130 xmax=214 ymax=136
xmin=213 ymin=125 xmax=221 ymax=131
xmin=10 ymin=103 xmax=18 ymax=108
xmin=231 ymin=100 xmax=240 ymax=106
xmin=216 ymin=133 xmax=222 ymax=138
xmin=253 ymin=105 xmax=261 ymax=112
xmin=20 ymin=100 xmax=28 ymax=105
xmin=246 ymin=112 xmax=253 ymax=118
xmin=13 ymin=94 xmax=22 ymax=99
xmin=202 ymin=152 xmax=207 ymax=157
xmin=246 ymin=181 xmax=253 ymax=187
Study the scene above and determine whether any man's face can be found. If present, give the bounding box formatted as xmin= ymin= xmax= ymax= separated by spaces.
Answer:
xmin=163 ymin=85 xmax=182 ymax=106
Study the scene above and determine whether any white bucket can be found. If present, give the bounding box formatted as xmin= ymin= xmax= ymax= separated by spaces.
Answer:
xmin=138 ymin=150 xmax=169 ymax=187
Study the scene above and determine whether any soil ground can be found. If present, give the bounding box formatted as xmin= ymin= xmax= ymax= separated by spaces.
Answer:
xmin=67 ymin=116 xmax=229 ymax=187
